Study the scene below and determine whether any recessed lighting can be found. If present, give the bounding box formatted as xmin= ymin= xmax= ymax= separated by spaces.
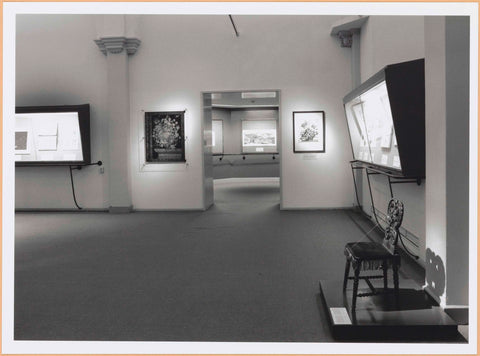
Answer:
xmin=241 ymin=92 xmax=276 ymax=99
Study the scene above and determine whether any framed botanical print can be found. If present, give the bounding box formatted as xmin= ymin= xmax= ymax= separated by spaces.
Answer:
xmin=145 ymin=111 xmax=185 ymax=163
xmin=293 ymin=111 xmax=325 ymax=153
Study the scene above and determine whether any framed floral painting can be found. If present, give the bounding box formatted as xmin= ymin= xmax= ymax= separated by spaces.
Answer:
xmin=145 ymin=111 xmax=185 ymax=163
xmin=293 ymin=111 xmax=325 ymax=153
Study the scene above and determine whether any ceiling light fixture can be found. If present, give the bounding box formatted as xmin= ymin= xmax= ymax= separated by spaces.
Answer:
xmin=241 ymin=92 xmax=277 ymax=99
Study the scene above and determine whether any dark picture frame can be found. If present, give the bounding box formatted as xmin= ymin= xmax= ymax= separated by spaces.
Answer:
xmin=293 ymin=111 xmax=325 ymax=153
xmin=145 ymin=111 xmax=186 ymax=163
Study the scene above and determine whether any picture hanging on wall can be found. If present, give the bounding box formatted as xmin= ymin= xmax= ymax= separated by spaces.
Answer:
xmin=145 ymin=111 xmax=185 ymax=163
xmin=15 ymin=130 xmax=30 ymax=154
xmin=293 ymin=111 xmax=325 ymax=153
xmin=241 ymin=119 xmax=278 ymax=154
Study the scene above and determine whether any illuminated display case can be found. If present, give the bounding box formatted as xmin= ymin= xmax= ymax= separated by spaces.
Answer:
xmin=15 ymin=104 xmax=91 ymax=166
xmin=343 ymin=59 xmax=425 ymax=178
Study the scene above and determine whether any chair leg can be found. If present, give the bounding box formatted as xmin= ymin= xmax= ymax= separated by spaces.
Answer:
xmin=343 ymin=259 xmax=351 ymax=291
xmin=382 ymin=260 xmax=388 ymax=290
xmin=393 ymin=262 xmax=399 ymax=294
xmin=351 ymin=265 xmax=360 ymax=312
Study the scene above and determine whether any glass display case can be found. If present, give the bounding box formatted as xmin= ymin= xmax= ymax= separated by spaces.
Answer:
xmin=15 ymin=104 xmax=91 ymax=166
xmin=343 ymin=59 xmax=425 ymax=178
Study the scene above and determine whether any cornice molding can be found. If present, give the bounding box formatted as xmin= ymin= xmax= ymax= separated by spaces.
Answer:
xmin=94 ymin=36 xmax=141 ymax=56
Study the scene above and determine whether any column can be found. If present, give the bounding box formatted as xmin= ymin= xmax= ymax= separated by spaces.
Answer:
xmin=95 ymin=16 xmax=141 ymax=213
xmin=424 ymin=16 xmax=469 ymax=307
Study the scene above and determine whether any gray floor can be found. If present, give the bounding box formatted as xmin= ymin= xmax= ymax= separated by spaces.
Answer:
xmin=15 ymin=180 xmax=423 ymax=341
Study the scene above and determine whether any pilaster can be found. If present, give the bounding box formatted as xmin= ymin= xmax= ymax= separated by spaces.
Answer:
xmin=94 ymin=17 xmax=141 ymax=213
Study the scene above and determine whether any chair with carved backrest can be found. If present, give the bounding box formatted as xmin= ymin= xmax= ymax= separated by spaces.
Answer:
xmin=343 ymin=198 xmax=404 ymax=312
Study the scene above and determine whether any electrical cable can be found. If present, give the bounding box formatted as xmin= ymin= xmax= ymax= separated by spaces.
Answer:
xmin=68 ymin=161 xmax=102 ymax=210
xmin=69 ymin=165 xmax=82 ymax=210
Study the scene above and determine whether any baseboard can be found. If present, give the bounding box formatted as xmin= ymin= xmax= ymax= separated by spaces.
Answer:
xmin=109 ymin=205 xmax=133 ymax=214
xmin=15 ymin=208 xmax=108 ymax=213
xmin=280 ymin=206 xmax=352 ymax=211
xmin=444 ymin=306 xmax=469 ymax=325
xmin=133 ymin=208 xmax=205 ymax=212
xmin=214 ymin=177 xmax=280 ymax=185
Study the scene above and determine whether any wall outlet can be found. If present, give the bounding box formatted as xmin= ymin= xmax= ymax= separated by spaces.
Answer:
xmin=99 ymin=167 xmax=104 ymax=174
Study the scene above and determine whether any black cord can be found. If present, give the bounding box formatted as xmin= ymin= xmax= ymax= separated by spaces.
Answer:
xmin=69 ymin=166 xmax=82 ymax=210
xmin=398 ymin=232 xmax=420 ymax=259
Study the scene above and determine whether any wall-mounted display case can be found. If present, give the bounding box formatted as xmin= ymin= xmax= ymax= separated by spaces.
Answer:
xmin=343 ymin=58 xmax=425 ymax=178
xmin=15 ymin=104 xmax=91 ymax=166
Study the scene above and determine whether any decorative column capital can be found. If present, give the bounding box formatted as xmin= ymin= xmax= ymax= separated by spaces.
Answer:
xmin=94 ymin=36 xmax=141 ymax=56
xmin=125 ymin=38 xmax=141 ymax=55
xmin=330 ymin=16 xmax=368 ymax=48
xmin=337 ymin=30 xmax=353 ymax=48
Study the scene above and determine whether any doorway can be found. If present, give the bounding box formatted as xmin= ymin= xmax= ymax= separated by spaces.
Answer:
xmin=202 ymin=90 xmax=281 ymax=208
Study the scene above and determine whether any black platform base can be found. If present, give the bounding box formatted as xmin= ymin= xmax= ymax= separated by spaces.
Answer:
xmin=319 ymin=279 xmax=461 ymax=341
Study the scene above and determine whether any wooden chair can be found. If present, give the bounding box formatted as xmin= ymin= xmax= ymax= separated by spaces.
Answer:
xmin=343 ymin=198 xmax=404 ymax=312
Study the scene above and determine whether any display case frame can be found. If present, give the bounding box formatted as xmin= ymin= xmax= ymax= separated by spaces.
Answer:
xmin=15 ymin=104 xmax=91 ymax=167
xmin=343 ymin=59 xmax=425 ymax=178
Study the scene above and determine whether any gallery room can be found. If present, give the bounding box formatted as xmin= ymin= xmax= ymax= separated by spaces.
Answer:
xmin=3 ymin=2 xmax=477 ymax=354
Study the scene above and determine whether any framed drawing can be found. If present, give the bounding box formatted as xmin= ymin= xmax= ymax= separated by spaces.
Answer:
xmin=212 ymin=119 xmax=224 ymax=154
xmin=15 ymin=130 xmax=30 ymax=154
xmin=241 ymin=119 xmax=278 ymax=154
xmin=145 ymin=111 xmax=185 ymax=163
xmin=293 ymin=111 xmax=325 ymax=153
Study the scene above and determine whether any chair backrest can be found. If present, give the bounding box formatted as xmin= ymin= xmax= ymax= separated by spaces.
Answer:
xmin=382 ymin=198 xmax=404 ymax=254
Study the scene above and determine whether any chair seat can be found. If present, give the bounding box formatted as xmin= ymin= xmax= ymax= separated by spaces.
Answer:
xmin=345 ymin=241 xmax=395 ymax=261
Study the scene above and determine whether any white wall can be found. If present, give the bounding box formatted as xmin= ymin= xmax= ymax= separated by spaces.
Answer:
xmin=444 ymin=16 xmax=469 ymax=306
xmin=360 ymin=16 xmax=426 ymax=81
xmin=129 ymin=15 xmax=353 ymax=210
xmin=359 ymin=16 xmax=426 ymax=264
xmin=16 ymin=15 xmax=354 ymax=210
xmin=15 ymin=15 xmax=108 ymax=209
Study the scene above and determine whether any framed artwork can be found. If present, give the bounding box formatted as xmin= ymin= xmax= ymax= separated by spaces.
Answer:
xmin=212 ymin=119 xmax=224 ymax=154
xmin=242 ymin=129 xmax=276 ymax=146
xmin=15 ymin=131 xmax=30 ymax=154
xmin=145 ymin=111 xmax=185 ymax=163
xmin=241 ymin=119 xmax=278 ymax=154
xmin=293 ymin=111 xmax=325 ymax=153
